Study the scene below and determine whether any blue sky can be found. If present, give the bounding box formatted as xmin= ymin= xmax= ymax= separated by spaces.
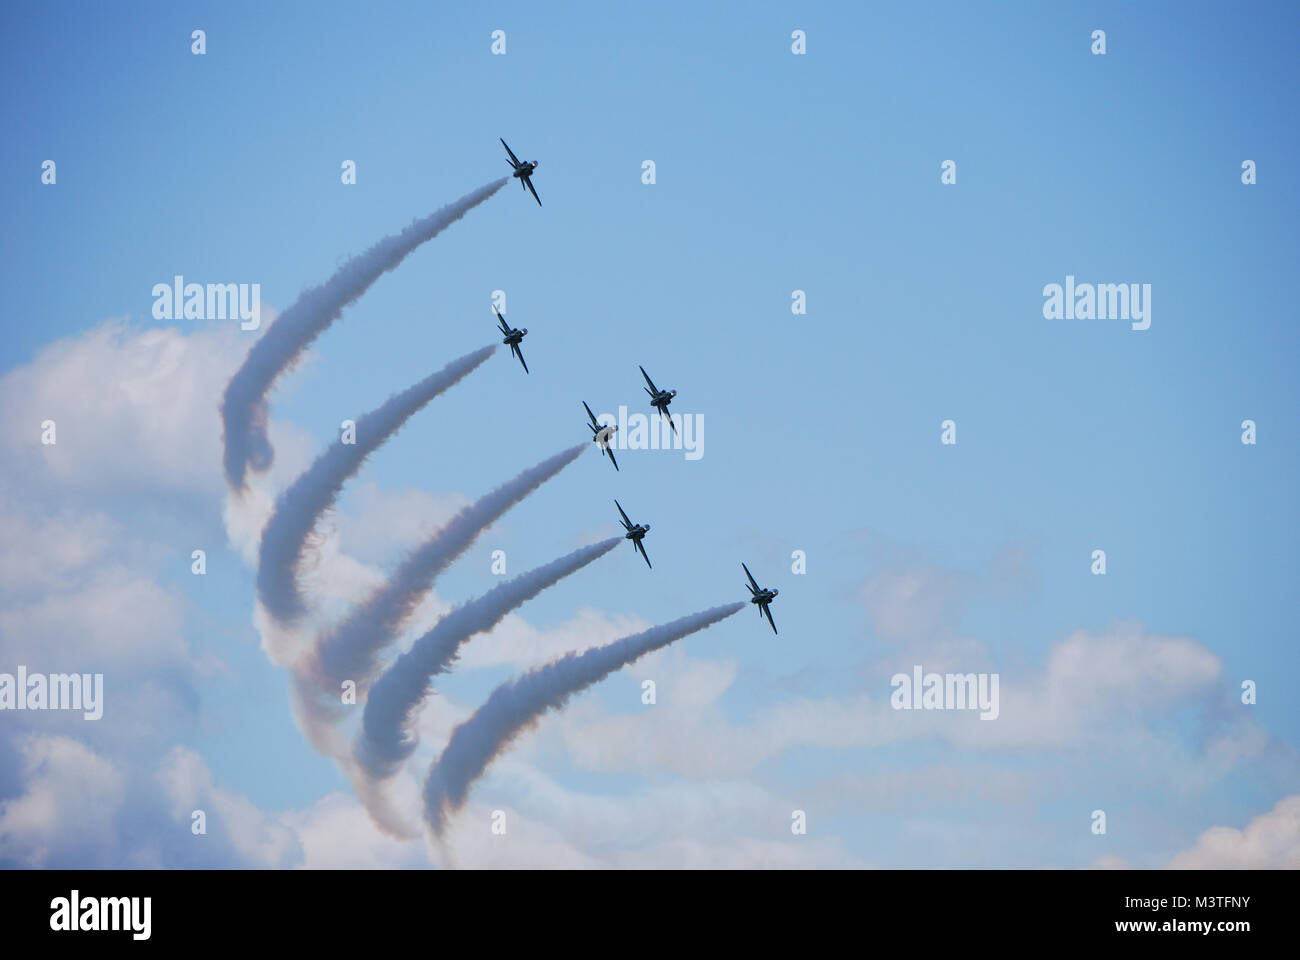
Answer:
xmin=1 ymin=1 xmax=1297 ymax=868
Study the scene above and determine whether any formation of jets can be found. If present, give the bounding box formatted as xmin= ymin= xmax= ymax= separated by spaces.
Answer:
xmin=499 ymin=137 xmax=781 ymax=634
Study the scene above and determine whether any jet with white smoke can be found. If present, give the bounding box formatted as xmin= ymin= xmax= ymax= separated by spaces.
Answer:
xmin=255 ymin=345 xmax=495 ymax=624
xmin=221 ymin=177 xmax=510 ymax=490
xmin=355 ymin=537 xmax=624 ymax=780
xmin=422 ymin=602 xmax=746 ymax=835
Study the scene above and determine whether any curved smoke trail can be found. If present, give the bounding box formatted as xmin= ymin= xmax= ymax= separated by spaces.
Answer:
xmin=355 ymin=537 xmax=624 ymax=779
xmin=256 ymin=345 xmax=495 ymax=624
xmin=299 ymin=443 xmax=588 ymax=699
xmin=221 ymin=177 xmax=510 ymax=490
xmin=422 ymin=602 xmax=745 ymax=835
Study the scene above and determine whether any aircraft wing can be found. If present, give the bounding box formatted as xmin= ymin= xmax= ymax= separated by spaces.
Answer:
xmin=659 ymin=407 xmax=677 ymax=434
xmin=524 ymin=176 xmax=542 ymax=206
xmin=606 ymin=446 xmax=619 ymax=472
xmin=742 ymin=563 xmax=761 ymax=593
xmin=513 ymin=343 xmax=529 ymax=374
xmin=500 ymin=138 xmax=521 ymax=167
xmin=762 ymin=603 xmax=778 ymax=635
xmin=615 ymin=500 xmax=632 ymax=528
xmin=583 ymin=401 xmax=599 ymax=429
xmin=639 ymin=365 xmax=659 ymax=394
xmin=635 ymin=539 xmax=652 ymax=569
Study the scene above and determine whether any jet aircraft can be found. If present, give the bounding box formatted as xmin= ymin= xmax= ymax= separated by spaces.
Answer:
xmin=742 ymin=563 xmax=779 ymax=634
xmin=615 ymin=500 xmax=652 ymax=568
xmin=583 ymin=401 xmax=619 ymax=471
xmin=501 ymin=138 xmax=541 ymax=206
xmin=493 ymin=307 xmax=529 ymax=373
xmin=639 ymin=365 xmax=678 ymax=433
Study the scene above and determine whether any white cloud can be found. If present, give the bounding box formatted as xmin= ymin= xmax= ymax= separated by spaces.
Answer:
xmin=0 ymin=319 xmax=247 ymax=498
xmin=156 ymin=746 xmax=301 ymax=868
xmin=0 ymin=735 xmax=125 ymax=867
xmin=860 ymin=565 xmax=969 ymax=643
xmin=434 ymin=760 xmax=862 ymax=868
xmin=282 ymin=792 xmax=427 ymax=869
xmin=0 ymin=494 xmax=119 ymax=593
xmin=553 ymin=623 xmax=1231 ymax=780
xmin=0 ymin=477 xmax=211 ymax=742
xmin=0 ymin=561 xmax=190 ymax=671
xmin=1168 ymin=795 xmax=1300 ymax=869
xmin=1090 ymin=853 xmax=1131 ymax=869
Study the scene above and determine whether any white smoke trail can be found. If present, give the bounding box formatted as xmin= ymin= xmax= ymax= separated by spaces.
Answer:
xmin=422 ymin=602 xmax=745 ymax=835
xmin=220 ymin=177 xmax=510 ymax=490
xmin=344 ymin=756 xmax=422 ymax=841
xmin=290 ymin=445 xmax=588 ymax=755
xmin=255 ymin=345 xmax=495 ymax=624
xmin=299 ymin=444 xmax=588 ymax=698
xmin=355 ymin=537 xmax=624 ymax=780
